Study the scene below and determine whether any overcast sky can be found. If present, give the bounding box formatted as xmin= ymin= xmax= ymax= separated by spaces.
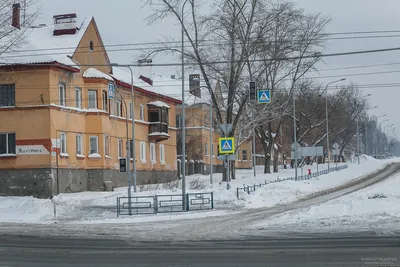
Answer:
xmin=36 ymin=0 xmax=400 ymax=139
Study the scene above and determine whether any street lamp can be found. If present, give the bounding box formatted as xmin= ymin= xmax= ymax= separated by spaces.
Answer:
xmin=110 ymin=63 xmax=137 ymax=197
xmin=356 ymin=102 xmax=375 ymax=164
xmin=181 ymin=0 xmax=190 ymax=210
xmin=324 ymin=78 xmax=346 ymax=170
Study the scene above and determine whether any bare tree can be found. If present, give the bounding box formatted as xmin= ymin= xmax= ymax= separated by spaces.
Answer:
xmin=0 ymin=0 xmax=40 ymax=59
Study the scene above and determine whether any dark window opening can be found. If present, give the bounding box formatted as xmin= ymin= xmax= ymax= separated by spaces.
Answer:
xmin=0 ymin=84 xmax=16 ymax=107
xmin=89 ymin=41 xmax=94 ymax=52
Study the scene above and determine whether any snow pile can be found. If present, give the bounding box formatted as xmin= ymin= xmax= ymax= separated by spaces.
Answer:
xmin=83 ymin=68 xmax=114 ymax=81
xmin=147 ymin=101 xmax=170 ymax=108
xmin=0 ymin=197 xmax=53 ymax=223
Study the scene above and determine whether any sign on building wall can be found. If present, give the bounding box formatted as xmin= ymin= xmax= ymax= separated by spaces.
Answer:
xmin=16 ymin=145 xmax=50 ymax=155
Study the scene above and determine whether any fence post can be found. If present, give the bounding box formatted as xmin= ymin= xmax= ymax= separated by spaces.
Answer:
xmin=237 ymin=187 xmax=239 ymax=199
xmin=211 ymin=192 xmax=214 ymax=209
xmin=185 ymin=193 xmax=190 ymax=211
xmin=154 ymin=195 xmax=158 ymax=215
xmin=117 ymin=197 xmax=119 ymax=217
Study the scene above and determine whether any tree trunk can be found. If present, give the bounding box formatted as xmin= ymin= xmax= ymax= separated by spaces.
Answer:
xmin=273 ymin=150 xmax=279 ymax=173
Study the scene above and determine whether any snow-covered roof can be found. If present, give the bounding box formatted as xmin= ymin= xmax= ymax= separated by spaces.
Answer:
xmin=0 ymin=16 xmax=92 ymax=69
xmin=147 ymin=101 xmax=170 ymax=109
xmin=83 ymin=67 xmax=113 ymax=81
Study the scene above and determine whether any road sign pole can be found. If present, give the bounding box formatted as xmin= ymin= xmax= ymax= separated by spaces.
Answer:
xmin=227 ymin=155 xmax=230 ymax=190
xmin=293 ymin=90 xmax=298 ymax=180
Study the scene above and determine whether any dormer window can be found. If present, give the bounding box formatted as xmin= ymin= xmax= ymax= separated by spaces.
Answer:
xmin=89 ymin=41 xmax=94 ymax=52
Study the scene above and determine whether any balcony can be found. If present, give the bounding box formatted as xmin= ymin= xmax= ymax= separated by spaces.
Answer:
xmin=147 ymin=102 xmax=170 ymax=142
xmin=149 ymin=122 xmax=170 ymax=142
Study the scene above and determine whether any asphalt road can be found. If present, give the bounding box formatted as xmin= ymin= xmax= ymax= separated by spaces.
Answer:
xmin=0 ymin=235 xmax=399 ymax=267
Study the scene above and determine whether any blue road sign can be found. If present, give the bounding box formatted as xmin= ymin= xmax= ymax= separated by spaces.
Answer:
xmin=257 ymin=89 xmax=271 ymax=104
xmin=219 ymin=137 xmax=235 ymax=154
xmin=108 ymin=83 xmax=115 ymax=99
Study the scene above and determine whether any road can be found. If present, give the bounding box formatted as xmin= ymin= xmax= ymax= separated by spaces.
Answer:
xmin=0 ymin=235 xmax=399 ymax=267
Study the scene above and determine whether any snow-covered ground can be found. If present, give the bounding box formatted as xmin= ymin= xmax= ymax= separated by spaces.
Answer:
xmin=0 ymin=155 xmax=397 ymax=225
xmin=249 ymin=162 xmax=400 ymax=234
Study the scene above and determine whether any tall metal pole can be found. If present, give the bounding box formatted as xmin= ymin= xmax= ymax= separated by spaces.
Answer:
xmin=357 ymin=117 xmax=360 ymax=164
xmin=181 ymin=0 xmax=189 ymax=210
xmin=252 ymin=109 xmax=256 ymax=177
xmin=325 ymin=85 xmax=330 ymax=171
xmin=128 ymin=66 xmax=137 ymax=193
xmin=293 ymin=90 xmax=298 ymax=180
xmin=324 ymin=78 xmax=346 ymax=170
xmin=209 ymin=101 xmax=213 ymax=184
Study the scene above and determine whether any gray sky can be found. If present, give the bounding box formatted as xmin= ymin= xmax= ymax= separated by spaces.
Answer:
xmin=36 ymin=0 xmax=400 ymax=138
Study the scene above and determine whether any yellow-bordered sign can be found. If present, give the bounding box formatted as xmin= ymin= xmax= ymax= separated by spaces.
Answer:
xmin=219 ymin=137 xmax=235 ymax=154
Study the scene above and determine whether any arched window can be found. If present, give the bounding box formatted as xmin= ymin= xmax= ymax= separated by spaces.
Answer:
xmin=89 ymin=41 xmax=94 ymax=52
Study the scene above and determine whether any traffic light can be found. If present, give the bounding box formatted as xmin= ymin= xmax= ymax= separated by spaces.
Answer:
xmin=249 ymin=81 xmax=256 ymax=101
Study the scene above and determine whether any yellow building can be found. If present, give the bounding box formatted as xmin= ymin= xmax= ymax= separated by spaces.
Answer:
xmin=0 ymin=10 xmax=179 ymax=197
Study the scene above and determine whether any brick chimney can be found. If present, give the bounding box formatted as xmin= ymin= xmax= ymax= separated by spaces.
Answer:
xmin=53 ymin=13 xmax=77 ymax=36
xmin=11 ymin=3 xmax=21 ymax=29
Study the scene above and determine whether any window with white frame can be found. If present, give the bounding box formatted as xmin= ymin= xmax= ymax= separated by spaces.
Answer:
xmin=116 ymin=100 xmax=122 ymax=117
xmin=60 ymin=132 xmax=67 ymax=154
xmin=150 ymin=143 xmax=156 ymax=163
xmin=76 ymin=134 xmax=82 ymax=155
xmin=0 ymin=132 xmax=16 ymax=155
xmin=88 ymin=90 xmax=97 ymax=109
xmin=205 ymin=143 xmax=209 ymax=156
xmin=118 ymin=139 xmax=123 ymax=158
xmin=140 ymin=104 xmax=145 ymax=120
xmin=104 ymin=135 xmax=110 ymax=156
xmin=140 ymin=141 xmax=146 ymax=163
xmin=0 ymin=84 xmax=15 ymax=107
xmin=129 ymin=102 xmax=133 ymax=119
xmin=89 ymin=136 xmax=98 ymax=154
xmin=59 ymin=84 xmax=66 ymax=106
xmin=159 ymin=144 xmax=165 ymax=164
xmin=75 ymin=87 xmax=82 ymax=109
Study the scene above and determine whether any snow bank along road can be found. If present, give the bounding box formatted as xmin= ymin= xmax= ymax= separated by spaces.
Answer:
xmin=1 ymin=162 xmax=400 ymax=241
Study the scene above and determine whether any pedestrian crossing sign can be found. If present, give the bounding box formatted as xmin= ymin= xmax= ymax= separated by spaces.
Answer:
xmin=257 ymin=89 xmax=271 ymax=104
xmin=219 ymin=137 xmax=235 ymax=154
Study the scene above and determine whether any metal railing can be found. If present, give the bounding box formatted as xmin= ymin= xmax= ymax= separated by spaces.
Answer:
xmin=236 ymin=164 xmax=348 ymax=199
xmin=117 ymin=192 xmax=214 ymax=216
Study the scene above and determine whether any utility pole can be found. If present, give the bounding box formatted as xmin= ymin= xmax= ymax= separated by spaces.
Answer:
xmin=293 ymin=90 xmax=298 ymax=180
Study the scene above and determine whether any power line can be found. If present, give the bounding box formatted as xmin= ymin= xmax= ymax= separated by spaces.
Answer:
xmin=4 ymin=33 xmax=400 ymax=56
xmin=3 ymin=46 xmax=400 ymax=67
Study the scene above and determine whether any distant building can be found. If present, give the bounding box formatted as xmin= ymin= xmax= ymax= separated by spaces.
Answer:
xmin=0 ymin=8 xmax=180 ymax=197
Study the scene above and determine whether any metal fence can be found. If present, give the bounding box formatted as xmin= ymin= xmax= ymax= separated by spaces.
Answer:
xmin=117 ymin=192 xmax=214 ymax=216
xmin=236 ymin=164 xmax=348 ymax=199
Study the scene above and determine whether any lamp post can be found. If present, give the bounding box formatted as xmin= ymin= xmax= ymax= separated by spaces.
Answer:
xmin=324 ymin=78 xmax=346 ymax=170
xmin=356 ymin=100 xmax=374 ymax=164
xmin=181 ymin=0 xmax=190 ymax=210
xmin=110 ymin=63 xmax=137 ymax=196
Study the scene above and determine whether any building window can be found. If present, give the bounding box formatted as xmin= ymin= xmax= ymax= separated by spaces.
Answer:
xmin=60 ymin=132 xmax=67 ymax=154
xmin=104 ymin=135 xmax=110 ymax=156
xmin=89 ymin=136 xmax=98 ymax=154
xmin=128 ymin=140 xmax=134 ymax=159
xmin=150 ymin=143 xmax=156 ymax=163
xmin=242 ymin=150 xmax=248 ymax=161
xmin=89 ymin=41 xmax=94 ymax=52
xmin=140 ymin=104 xmax=145 ymax=120
xmin=140 ymin=141 xmax=146 ymax=163
xmin=176 ymin=115 xmax=182 ymax=128
xmin=118 ymin=139 xmax=123 ymax=158
xmin=59 ymin=84 xmax=66 ymax=106
xmin=76 ymin=134 xmax=82 ymax=155
xmin=129 ymin=102 xmax=133 ymax=119
xmin=116 ymin=100 xmax=122 ymax=117
xmin=203 ymin=115 xmax=207 ymax=127
xmin=88 ymin=90 xmax=97 ymax=109
xmin=0 ymin=84 xmax=15 ymax=107
xmin=0 ymin=132 xmax=16 ymax=155
xmin=75 ymin=87 xmax=82 ymax=109
xmin=211 ymin=143 xmax=215 ymax=156
xmin=102 ymin=91 xmax=108 ymax=112
xmin=205 ymin=143 xmax=209 ymax=156
xmin=159 ymin=144 xmax=165 ymax=164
